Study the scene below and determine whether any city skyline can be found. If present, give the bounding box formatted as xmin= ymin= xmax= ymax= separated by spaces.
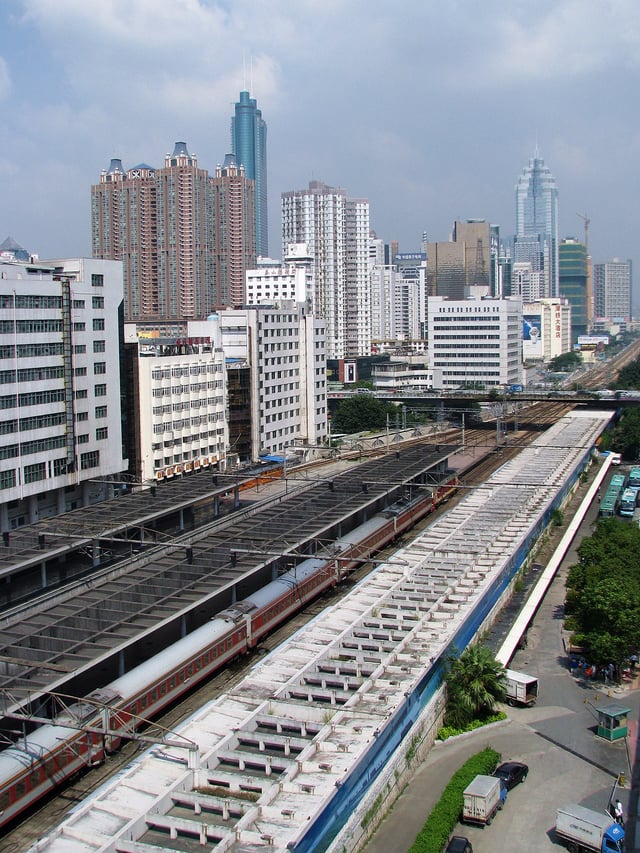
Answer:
xmin=0 ymin=1 xmax=638 ymax=306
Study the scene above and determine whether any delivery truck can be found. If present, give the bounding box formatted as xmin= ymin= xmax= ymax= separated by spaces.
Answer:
xmin=555 ymin=803 xmax=625 ymax=852
xmin=504 ymin=668 xmax=538 ymax=706
xmin=462 ymin=775 xmax=506 ymax=826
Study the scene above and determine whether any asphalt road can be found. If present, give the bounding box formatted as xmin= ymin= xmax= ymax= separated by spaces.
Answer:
xmin=365 ymin=485 xmax=640 ymax=853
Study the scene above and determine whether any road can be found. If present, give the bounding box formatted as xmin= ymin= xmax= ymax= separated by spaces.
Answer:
xmin=366 ymin=473 xmax=640 ymax=853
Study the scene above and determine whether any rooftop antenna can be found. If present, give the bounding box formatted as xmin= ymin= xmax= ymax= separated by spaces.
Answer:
xmin=250 ymin=54 xmax=254 ymax=95
xmin=242 ymin=50 xmax=247 ymax=91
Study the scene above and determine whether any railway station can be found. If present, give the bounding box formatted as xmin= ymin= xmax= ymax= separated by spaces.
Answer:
xmin=24 ymin=409 xmax=613 ymax=853
xmin=0 ymin=440 xmax=458 ymax=721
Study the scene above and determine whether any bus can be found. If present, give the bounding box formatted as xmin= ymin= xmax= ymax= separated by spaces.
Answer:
xmin=619 ymin=487 xmax=638 ymax=518
xmin=599 ymin=473 xmax=627 ymax=518
xmin=628 ymin=467 xmax=640 ymax=489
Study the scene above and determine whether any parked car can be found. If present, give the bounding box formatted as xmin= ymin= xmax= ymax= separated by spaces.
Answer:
xmin=445 ymin=836 xmax=473 ymax=853
xmin=493 ymin=761 xmax=528 ymax=790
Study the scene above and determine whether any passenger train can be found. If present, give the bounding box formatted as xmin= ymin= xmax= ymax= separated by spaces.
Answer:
xmin=0 ymin=475 xmax=457 ymax=829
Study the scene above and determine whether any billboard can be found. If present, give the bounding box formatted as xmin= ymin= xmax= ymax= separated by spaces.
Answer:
xmin=523 ymin=314 xmax=543 ymax=358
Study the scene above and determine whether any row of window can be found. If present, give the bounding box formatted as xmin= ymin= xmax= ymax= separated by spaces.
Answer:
xmin=0 ymin=412 xmax=66 ymax=434
xmin=0 ymin=295 xmax=62 ymax=309
xmin=151 ymin=429 xmax=224 ymax=452
xmin=0 ymin=366 xmax=63 ymax=385
xmin=152 ymin=415 xmax=221 ymax=433
xmin=152 ymin=385 xmax=223 ymax=398
xmin=0 ymin=320 xmax=64 ymax=334
xmin=151 ymin=364 xmax=220 ymax=380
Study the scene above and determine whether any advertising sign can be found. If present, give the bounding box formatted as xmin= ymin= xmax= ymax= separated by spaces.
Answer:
xmin=523 ymin=314 xmax=543 ymax=358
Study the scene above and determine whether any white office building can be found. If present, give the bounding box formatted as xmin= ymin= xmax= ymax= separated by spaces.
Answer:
xmin=206 ymin=302 xmax=327 ymax=459
xmin=0 ymin=258 xmax=125 ymax=529
xmin=245 ymin=243 xmax=314 ymax=306
xmin=522 ymin=298 xmax=572 ymax=363
xmin=127 ymin=329 xmax=228 ymax=484
xmin=427 ymin=296 xmax=523 ymax=390
xmin=593 ymin=259 xmax=632 ymax=324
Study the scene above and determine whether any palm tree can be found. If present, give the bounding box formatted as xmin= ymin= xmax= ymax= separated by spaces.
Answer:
xmin=444 ymin=645 xmax=506 ymax=728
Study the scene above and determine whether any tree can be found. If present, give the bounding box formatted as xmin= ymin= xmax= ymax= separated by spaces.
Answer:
xmin=443 ymin=644 xmax=506 ymax=729
xmin=565 ymin=518 xmax=640 ymax=671
xmin=609 ymin=407 xmax=640 ymax=461
xmin=616 ymin=357 xmax=640 ymax=389
xmin=549 ymin=351 xmax=582 ymax=372
xmin=331 ymin=396 xmax=400 ymax=434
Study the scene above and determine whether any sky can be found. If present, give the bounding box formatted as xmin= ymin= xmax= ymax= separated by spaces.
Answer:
xmin=1 ymin=0 xmax=639 ymax=303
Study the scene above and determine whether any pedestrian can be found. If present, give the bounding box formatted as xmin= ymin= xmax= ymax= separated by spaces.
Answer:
xmin=614 ymin=799 xmax=624 ymax=826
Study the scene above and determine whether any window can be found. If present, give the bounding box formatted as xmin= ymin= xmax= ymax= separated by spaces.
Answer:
xmin=93 ymin=340 xmax=105 ymax=353
xmin=94 ymin=384 xmax=107 ymax=397
xmin=0 ymin=470 xmax=15 ymax=490
xmin=91 ymin=273 xmax=104 ymax=287
xmin=74 ymin=344 xmax=86 ymax=354
xmin=80 ymin=450 xmax=100 ymax=470
xmin=94 ymin=362 xmax=106 ymax=375
xmin=75 ymin=367 xmax=87 ymax=376
xmin=93 ymin=318 xmax=105 ymax=331
xmin=75 ymin=389 xmax=88 ymax=399
xmin=76 ymin=411 xmax=88 ymax=422
xmin=92 ymin=296 xmax=104 ymax=309
xmin=95 ymin=405 xmax=107 ymax=418
xmin=24 ymin=462 xmax=46 ymax=484
xmin=96 ymin=427 xmax=108 ymax=440
xmin=73 ymin=322 xmax=86 ymax=332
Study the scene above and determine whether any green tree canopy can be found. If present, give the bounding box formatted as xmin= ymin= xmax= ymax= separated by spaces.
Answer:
xmin=615 ymin=357 xmax=640 ymax=389
xmin=565 ymin=518 xmax=640 ymax=667
xmin=549 ymin=350 xmax=582 ymax=372
xmin=443 ymin=644 xmax=506 ymax=729
xmin=609 ymin=407 xmax=640 ymax=461
xmin=331 ymin=396 xmax=400 ymax=434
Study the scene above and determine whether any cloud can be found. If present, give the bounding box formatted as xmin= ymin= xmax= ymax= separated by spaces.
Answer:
xmin=0 ymin=58 xmax=11 ymax=100
xmin=471 ymin=0 xmax=640 ymax=85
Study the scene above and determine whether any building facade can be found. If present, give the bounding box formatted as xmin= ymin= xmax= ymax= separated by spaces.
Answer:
xmin=522 ymin=298 xmax=572 ymax=362
xmin=559 ymin=238 xmax=588 ymax=342
xmin=427 ymin=220 xmax=498 ymax=301
xmin=593 ymin=259 xmax=632 ymax=324
xmin=281 ymin=181 xmax=370 ymax=360
xmin=92 ymin=142 xmax=256 ymax=328
xmin=231 ymin=90 xmax=268 ymax=257
xmin=245 ymin=243 xmax=314 ymax=306
xmin=427 ymin=296 xmax=523 ymax=390
xmin=210 ymin=303 xmax=327 ymax=460
xmin=0 ymin=258 xmax=125 ymax=529
xmin=514 ymin=152 xmax=559 ymax=298
xmin=92 ymin=144 xmax=215 ymax=327
xmin=212 ymin=154 xmax=256 ymax=308
xmin=125 ymin=330 xmax=227 ymax=484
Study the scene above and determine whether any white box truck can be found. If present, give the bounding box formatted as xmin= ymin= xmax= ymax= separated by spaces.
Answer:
xmin=462 ymin=775 xmax=506 ymax=826
xmin=504 ymin=669 xmax=538 ymax=706
xmin=555 ymin=803 xmax=625 ymax=852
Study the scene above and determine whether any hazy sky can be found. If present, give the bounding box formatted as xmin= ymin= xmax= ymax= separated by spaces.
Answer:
xmin=1 ymin=0 xmax=639 ymax=294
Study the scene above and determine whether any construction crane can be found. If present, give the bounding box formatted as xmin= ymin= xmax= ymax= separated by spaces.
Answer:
xmin=577 ymin=212 xmax=590 ymax=250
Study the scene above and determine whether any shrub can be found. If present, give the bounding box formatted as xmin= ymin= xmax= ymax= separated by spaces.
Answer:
xmin=408 ymin=747 xmax=500 ymax=853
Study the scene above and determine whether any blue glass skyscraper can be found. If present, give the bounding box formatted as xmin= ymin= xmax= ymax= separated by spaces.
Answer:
xmin=514 ymin=151 xmax=559 ymax=298
xmin=231 ymin=90 xmax=268 ymax=257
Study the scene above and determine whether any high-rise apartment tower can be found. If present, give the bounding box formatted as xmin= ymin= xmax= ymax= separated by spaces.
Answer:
xmin=282 ymin=181 xmax=370 ymax=360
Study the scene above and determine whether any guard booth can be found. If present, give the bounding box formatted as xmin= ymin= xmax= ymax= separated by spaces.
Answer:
xmin=595 ymin=703 xmax=630 ymax=742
